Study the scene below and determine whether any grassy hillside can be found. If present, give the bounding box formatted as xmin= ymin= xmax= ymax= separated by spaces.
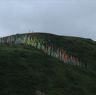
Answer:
xmin=0 ymin=33 xmax=96 ymax=95
xmin=28 ymin=33 xmax=96 ymax=70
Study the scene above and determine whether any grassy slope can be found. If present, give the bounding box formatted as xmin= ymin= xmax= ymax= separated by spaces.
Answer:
xmin=0 ymin=33 xmax=96 ymax=95
xmin=30 ymin=33 xmax=96 ymax=70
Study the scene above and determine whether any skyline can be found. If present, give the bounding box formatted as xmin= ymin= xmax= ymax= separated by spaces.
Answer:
xmin=0 ymin=0 xmax=96 ymax=40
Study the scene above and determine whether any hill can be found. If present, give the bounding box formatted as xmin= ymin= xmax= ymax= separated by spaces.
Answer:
xmin=0 ymin=33 xmax=96 ymax=95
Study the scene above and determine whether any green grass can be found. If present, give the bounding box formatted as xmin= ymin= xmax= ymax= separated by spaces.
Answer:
xmin=0 ymin=33 xmax=96 ymax=95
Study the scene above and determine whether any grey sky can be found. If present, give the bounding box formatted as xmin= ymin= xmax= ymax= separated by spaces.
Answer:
xmin=0 ymin=0 xmax=96 ymax=40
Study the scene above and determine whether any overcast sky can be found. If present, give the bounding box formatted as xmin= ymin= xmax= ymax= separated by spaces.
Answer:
xmin=0 ymin=0 xmax=96 ymax=40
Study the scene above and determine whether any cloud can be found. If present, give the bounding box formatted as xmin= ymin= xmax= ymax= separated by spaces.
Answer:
xmin=0 ymin=0 xmax=96 ymax=40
